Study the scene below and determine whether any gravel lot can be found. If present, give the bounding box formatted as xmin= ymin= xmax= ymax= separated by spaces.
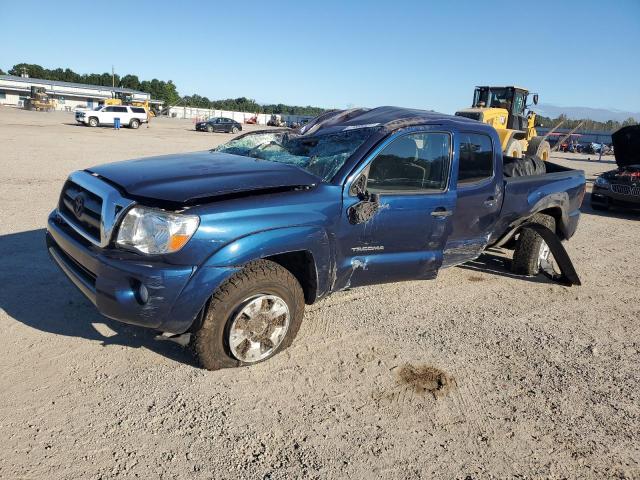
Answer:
xmin=0 ymin=107 xmax=638 ymax=479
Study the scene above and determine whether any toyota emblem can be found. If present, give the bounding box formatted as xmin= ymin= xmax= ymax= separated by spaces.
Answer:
xmin=74 ymin=193 xmax=85 ymax=218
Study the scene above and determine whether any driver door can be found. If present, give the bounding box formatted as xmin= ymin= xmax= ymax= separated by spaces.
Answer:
xmin=334 ymin=130 xmax=456 ymax=289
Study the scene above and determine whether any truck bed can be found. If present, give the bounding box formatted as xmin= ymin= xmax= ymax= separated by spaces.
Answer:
xmin=491 ymin=161 xmax=585 ymax=244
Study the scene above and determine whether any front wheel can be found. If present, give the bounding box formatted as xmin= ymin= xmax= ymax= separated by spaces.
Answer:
xmin=231 ymin=126 xmax=239 ymax=134
xmin=511 ymin=213 xmax=556 ymax=276
xmin=191 ymin=260 xmax=305 ymax=370
xmin=505 ymin=138 xmax=523 ymax=158
xmin=88 ymin=117 xmax=99 ymax=127
xmin=207 ymin=125 xmax=214 ymax=133
xmin=527 ymin=137 xmax=551 ymax=161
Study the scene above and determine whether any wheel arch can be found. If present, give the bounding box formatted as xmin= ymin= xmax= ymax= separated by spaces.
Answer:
xmin=264 ymin=250 xmax=318 ymax=305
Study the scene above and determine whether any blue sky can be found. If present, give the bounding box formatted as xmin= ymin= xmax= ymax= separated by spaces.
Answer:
xmin=1 ymin=0 xmax=639 ymax=114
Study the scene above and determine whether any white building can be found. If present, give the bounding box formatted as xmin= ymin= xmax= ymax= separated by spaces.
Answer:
xmin=167 ymin=105 xmax=315 ymax=126
xmin=0 ymin=75 xmax=150 ymax=111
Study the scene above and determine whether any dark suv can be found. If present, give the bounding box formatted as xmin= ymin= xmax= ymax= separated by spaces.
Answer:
xmin=196 ymin=117 xmax=242 ymax=134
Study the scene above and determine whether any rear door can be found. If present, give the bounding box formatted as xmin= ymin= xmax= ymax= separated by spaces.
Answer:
xmin=114 ymin=106 xmax=130 ymax=124
xmin=443 ymin=132 xmax=501 ymax=266
xmin=335 ymin=129 xmax=456 ymax=288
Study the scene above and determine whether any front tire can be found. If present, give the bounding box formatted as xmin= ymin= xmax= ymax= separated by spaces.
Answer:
xmin=231 ymin=126 xmax=239 ymax=134
xmin=511 ymin=213 xmax=556 ymax=276
xmin=88 ymin=117 xmax=98 ymax=127
xmin=527 ymin=137 xmax=551 ymax=161
xmin=191 ymin=260 xmax=305 ymax=370
xmin=207 ymin=125 xmax=214 ymax=133
xmin=505 ymin=138 xmax=523 ymax=158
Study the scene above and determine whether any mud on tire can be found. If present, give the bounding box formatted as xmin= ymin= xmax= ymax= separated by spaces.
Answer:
xmin=191 ymin=260 xmax=305 ymax=370
xmin=511 ymin=213 xmax=556 ymax=276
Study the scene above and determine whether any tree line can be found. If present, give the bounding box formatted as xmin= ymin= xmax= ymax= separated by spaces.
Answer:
xmin=3 ymin=63 xmax=324 ymax=115
xmin=4 ymin=63 xmax=638 ymax=124
xmin=535 ymin=113 xmax=637 ymax=133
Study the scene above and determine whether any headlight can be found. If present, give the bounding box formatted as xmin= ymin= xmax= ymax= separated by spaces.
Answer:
xmin=594 ymin=176 xmax=610 ymax=189
xmin=116 ymin=206 xmax=199 ymax=254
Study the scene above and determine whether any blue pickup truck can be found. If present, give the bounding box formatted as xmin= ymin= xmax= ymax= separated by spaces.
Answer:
xmin=46 ymin=107 xmax=585 ymax=369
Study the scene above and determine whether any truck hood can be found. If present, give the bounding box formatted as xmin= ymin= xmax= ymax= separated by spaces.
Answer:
xmin=612 ymin=125 xmax=640 ymax=168
xmin=87 ymin=151 xmax=320 ymax=204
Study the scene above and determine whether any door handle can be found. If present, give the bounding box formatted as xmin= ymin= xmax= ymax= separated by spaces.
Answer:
xmin=431 ymin=207 xmax=453 ymax=218
xmin=483 ymin=197 xmax=497 ymax=207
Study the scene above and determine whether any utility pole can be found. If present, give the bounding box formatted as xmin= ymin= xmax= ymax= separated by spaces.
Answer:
xmin=112 ymin=65 xmax=115 ymax=88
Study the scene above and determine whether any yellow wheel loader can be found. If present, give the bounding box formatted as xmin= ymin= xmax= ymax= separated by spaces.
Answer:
xmin=24 ymin=86 xmax=57 ymax=112
xmin=455 ymin=86 xmax=551 ymax=160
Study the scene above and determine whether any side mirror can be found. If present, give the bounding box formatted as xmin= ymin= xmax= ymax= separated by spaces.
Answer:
xmin=533 ymin=94 xmax=539 ymax=105
xmin=349 ymin=173 xmax=368 ymax=197
xmin=347 ymin=173 xmax=382 ymax=225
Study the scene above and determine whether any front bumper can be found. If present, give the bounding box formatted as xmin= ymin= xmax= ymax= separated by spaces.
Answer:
xmin=592 ymin=185 xmax=640 ymax=208
xmin=46 ymin=210 xmax=236 ymax=333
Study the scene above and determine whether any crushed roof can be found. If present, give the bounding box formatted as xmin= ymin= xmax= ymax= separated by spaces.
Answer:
xmin=299 ymin=106 xmax=479 ymax=135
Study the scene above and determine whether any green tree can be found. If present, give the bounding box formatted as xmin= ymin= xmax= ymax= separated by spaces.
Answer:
xmin=120 ymin=74 xmax=141 ymax=90
xmin=9 ymin=63 xmax=46 ymax=78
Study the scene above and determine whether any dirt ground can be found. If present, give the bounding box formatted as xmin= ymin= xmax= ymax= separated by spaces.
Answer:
xmin=0 ymin=107 xmax=638 ymax=479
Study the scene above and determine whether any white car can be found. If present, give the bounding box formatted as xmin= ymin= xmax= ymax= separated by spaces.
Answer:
xmin=75 ymin=105 xmax=148 ymax=129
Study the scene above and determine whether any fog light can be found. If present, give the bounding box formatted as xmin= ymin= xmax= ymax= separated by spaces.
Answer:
xmin=138 ymin=283 xmax=149 ymax=304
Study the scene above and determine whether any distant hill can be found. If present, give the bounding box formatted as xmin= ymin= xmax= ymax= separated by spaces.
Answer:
xmin=533 ymin=104 xmax=640 ymax=123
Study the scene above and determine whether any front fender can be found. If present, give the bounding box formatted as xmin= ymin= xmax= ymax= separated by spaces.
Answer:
xmin=208 ymin=226 xmax=333 ymax=294
xmin=165 ymin=226 xmax=333 ymax=334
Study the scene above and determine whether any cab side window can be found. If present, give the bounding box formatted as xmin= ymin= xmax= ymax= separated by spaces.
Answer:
xmin=458 ymin=133 xmax=494 ymax=185
xmin=367 ymin=132 xmax=450 ymax=193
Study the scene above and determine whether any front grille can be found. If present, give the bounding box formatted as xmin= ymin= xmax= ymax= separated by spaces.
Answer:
xmin=611 ymin=184 xmax=640 ymax=196
xmin=59 ymin=180 xmax=103 ymax=241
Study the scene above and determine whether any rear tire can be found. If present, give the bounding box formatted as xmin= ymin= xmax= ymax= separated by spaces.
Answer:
xmin=191 ymin=260 xmax=305 ymax=370
xmin=511 ymin=213 xmax=556 ymax=276
xmin=130 ymin=118 xmax=140 ymax=129
xmin=527 ymin=137 xmax=551 ymax=161
xmin=88 ymin=117 xmax=98 ymax=127
xmin=505 ymin=138 xmax=523 ymax=158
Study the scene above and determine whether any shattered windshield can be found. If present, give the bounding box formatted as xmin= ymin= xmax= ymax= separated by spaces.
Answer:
xmin=213 ymin=127 xmax=381 ymax=181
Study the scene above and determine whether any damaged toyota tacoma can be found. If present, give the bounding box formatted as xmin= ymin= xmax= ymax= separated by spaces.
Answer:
xmin=46 ymin=107 xmax=585 ymax=369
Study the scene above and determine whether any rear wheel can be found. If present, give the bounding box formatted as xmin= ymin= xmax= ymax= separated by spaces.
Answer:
xmin=527 ymin=137 xmax=551 ymax=161
xmin=129 ymin=118 xmax=140 ymax=129
xmin=511 ymin=213 xmax=556 ymax=276
xmin=191 ymin=260 xmax=305 ymax=370
xmin=88 ymin=117 xmax=98 ymax=127
xmin=505 ymin=138 xmax=523 ymax=158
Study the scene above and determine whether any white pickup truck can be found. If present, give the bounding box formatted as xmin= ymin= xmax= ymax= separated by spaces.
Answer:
xmin=75 ymin=105 xmax=148 ymax=129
